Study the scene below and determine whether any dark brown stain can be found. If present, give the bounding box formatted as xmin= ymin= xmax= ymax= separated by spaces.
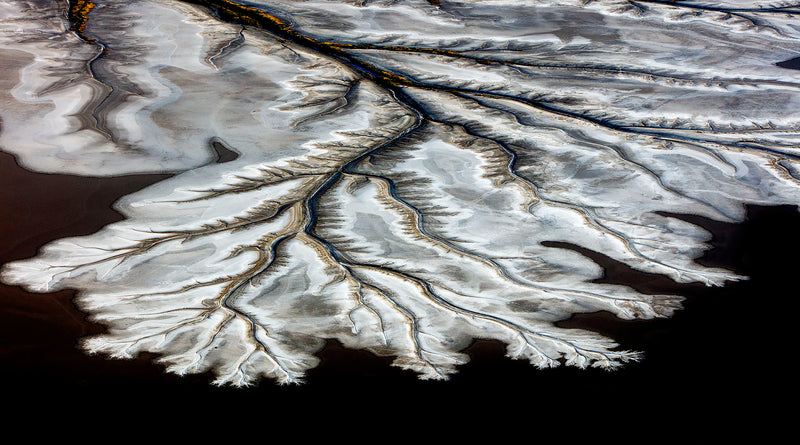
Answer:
xmin=0 ymin=150 xmax=175 ymax=386
xmin=0 ymin=151 xmax=172 ymax=263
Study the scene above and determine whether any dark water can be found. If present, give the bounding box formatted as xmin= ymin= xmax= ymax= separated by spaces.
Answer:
xmin=777 ymin=56 xmax=800 ymax=70
xmin=0 ymin=148 xmax=795 ymax=428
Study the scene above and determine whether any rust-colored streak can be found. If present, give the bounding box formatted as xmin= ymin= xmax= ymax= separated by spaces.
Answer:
xmin=68 ymin=0 xmax=96 ymax=41
xmin=182 ymin=0 xmax=416 ymax=89
xmin=327 ymin=42 xmax=495 ymax=66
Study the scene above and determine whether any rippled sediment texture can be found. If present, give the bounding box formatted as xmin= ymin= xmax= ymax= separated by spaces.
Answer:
xmin=1 ymin=0 xmax=799 ymax=385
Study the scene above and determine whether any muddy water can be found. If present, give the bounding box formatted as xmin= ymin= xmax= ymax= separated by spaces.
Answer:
xmin=0 ymin=151 xmax=174 ymax=383
xmin=0 ymin=147 xmax=795 ymax=421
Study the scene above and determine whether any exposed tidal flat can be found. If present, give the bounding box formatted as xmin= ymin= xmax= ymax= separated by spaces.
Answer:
xmin=0 ymin=0 xmax=799 ymax=405
xmin=1 ymin=146 xmax=796 ymax=423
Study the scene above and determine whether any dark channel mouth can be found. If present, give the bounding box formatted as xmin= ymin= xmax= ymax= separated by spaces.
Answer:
xmin=777 ymin=56 xmax=800 ymax=71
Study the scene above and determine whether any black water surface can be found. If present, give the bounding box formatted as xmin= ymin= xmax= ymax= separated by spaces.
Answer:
xmin=777 ymin=56 xmax=800 ymax=70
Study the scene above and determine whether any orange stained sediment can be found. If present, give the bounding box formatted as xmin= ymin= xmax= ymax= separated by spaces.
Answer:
xmin=68 ymin=0 xmax=96 ymax=40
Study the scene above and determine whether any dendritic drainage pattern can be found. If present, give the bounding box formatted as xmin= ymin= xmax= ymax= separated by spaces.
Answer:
xmin=0 ymin=0 xmax=799 ymax=385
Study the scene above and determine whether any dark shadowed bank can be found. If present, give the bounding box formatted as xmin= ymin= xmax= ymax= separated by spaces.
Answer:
xmin=0 ymin=148 xmax=794 ymax=430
